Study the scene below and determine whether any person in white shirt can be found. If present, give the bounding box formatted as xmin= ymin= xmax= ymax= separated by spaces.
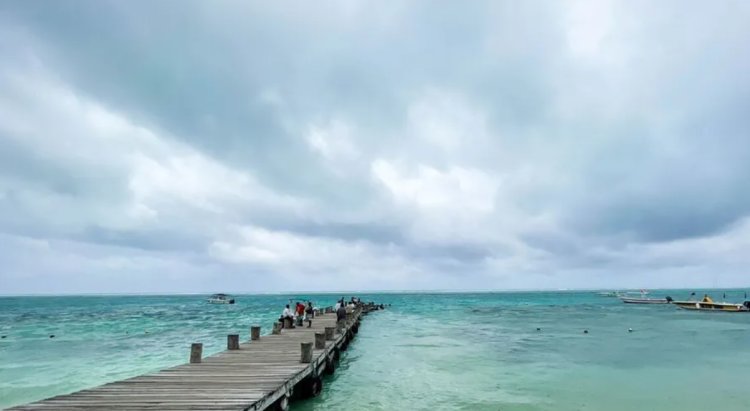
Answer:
xmin=334 ymin=301 xmax=341 ymax=311
xmin=280 ymin=304 xmax=295 ymax=329
xmin=282 ymin=304 xmax=293 ymax=320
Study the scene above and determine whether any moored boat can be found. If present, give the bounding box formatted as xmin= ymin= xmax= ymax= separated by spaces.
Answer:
xmin=620 ymin=296 xmax=672 ymax=304
xmin=207 ymin=293 xmax=235 ymax=304
xmin=673 ymin=299 xmax=750 ymax=312
xmin=619 ymin=290 xmax=672 ymax=304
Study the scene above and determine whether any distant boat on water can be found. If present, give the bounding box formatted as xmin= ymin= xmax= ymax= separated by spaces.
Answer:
xmin=619 ymin=290 xmax=672 ymax=304
xmin=597 ymin=291 xmax=623 ymax=297
xmin=207 ymin=293 xmax=235 ymax=304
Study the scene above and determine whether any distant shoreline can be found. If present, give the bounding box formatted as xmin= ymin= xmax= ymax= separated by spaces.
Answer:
xmin=2 ymin=286 xmax=748 ymax=298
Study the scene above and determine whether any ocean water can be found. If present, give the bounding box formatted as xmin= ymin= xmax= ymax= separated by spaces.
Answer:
xmin=1 ymin=291 xmax=749 ymax=410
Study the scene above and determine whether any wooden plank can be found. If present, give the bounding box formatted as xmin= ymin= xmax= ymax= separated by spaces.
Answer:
xmin=8 ymin=309 xmax=368 ymax=411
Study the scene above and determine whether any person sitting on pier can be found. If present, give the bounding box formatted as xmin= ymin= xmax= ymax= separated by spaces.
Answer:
xmin=334 ymin=300 xmax=342 ymax=311
xmin=281 ymin=304 xmax=294 ymax=328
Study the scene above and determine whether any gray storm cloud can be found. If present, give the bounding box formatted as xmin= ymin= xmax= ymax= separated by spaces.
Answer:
xmin=1 ymin=0 xmax=749 ymax=293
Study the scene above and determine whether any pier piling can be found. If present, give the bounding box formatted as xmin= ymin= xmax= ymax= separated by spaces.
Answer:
xmin=227 ymin=334 xmax=240 ymax=350
xmin=189 ymin=343 xmax=202 ymax=364
xmin=251 ymin=326 xmax=261 ymax=340
xmin=315 ymin=332 xmax=326 ymax=349
xmin=325 ymin=326 xmax=335 ymax=340
xmin=300 ymin=342 xmax=313 ymax=363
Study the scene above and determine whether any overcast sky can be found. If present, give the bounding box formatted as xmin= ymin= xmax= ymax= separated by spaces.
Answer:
xmin=1 ymin=1 xmax=749 ymax=294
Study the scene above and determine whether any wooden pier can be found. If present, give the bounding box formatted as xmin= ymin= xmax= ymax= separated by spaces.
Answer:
xmin=9 ymin=304 xmax=382 ymax=411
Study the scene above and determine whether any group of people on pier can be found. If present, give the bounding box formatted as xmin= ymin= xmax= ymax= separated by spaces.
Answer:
xmin=280 ymin=297 xmax=364 ymax=329
xmin=281 ymin=301 xmax=315 ymax=328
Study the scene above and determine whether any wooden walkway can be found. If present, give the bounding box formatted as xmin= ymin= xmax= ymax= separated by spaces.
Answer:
xmin=8 ymin=305 xmax=375 ymax=411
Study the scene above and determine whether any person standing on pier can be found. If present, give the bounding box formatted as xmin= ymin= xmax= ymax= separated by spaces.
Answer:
xmin=295 ymin=302 xmax=305 ymax=326
xmin=306 ymin=301 xmax=314 ymax=319
xmin=305 ymin=301 xmax=314 ymax=327
xmin=336 ymin=303 xmax=347 ymax=326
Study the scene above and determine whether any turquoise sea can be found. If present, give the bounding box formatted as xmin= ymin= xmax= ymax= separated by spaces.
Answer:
xmin=1 ymin=290 xmax=749 ymax=410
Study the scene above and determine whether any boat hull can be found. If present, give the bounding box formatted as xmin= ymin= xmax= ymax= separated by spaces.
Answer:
xmin=620 ymin=297 xmax=669 ymax=304
xmin=673 ymin=301 xmax=748 ymax=312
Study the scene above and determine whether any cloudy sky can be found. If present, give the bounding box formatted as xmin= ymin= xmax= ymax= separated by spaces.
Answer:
xmin=1 ymin=1 xmax=749 ymax=294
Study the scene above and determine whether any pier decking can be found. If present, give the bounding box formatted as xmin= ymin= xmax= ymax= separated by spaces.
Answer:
xmin=9 ymin=305 xmax=377 ymax=411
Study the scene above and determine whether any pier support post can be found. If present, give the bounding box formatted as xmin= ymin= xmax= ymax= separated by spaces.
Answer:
xmin=274 ymin=394 xmax=290 ymax=411
xmin=251 ymin=326 xmax=261 ymax=341
xmin=298 ymin=376 xmax=323 ymax=398
xmin=315 ymin=332 xmax=326 ymax=349
xmin=227 ymin=334 xmax=240 ymax=350
xmin=300 ymin=342 xmax=313 ymax=363
xmin=273 ymin=322 xmax=282 ymax=334
xmin=325 ymin=355 xmax=336 ymax=375
xmin=284 ymin=317 xmax=294 ymax=329
xmin=190 ymin=343 xmax=203 ymax=363
xmin=325 ymin=327 xmax=335 ymax=340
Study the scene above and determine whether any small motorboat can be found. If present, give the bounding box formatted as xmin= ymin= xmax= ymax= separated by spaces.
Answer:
xmin=673 ymin=296 xmax=750 ymax=312
xmin=619 ymin=291 xmax=672 ymax=304
xmin=207 ymin=293 xmax=235 ymax=304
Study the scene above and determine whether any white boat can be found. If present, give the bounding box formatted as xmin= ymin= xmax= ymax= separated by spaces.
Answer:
xmin=619 ymin=291 xmax=672 ymax=304
xmin=207 ymin=294 xmax=235 ymax=304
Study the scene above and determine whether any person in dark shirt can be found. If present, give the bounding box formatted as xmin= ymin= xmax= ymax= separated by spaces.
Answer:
xmin=306 ymin=301 xmax=314 ymax=318
xmin=336 ymin=304 xmax=347 ymax=324
xmin=305 ymin=301 xmax=314 ymax=327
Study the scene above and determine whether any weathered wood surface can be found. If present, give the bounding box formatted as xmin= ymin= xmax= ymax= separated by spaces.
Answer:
xmin=9 ymin=310 xmax=363 ymax=411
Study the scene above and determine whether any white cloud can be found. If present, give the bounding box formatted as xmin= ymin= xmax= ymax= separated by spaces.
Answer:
xmin=564 ymin=0 xmax=617 ymax=59
xmin=372 ymin=160 xmax=498 ymax=212
xmin=208 ymin=225 xmax=428 ymax=290
xmin=0 ymin=69 xmax=307 ymax=235
xmin=407 ymin=90 xmax=492 ymax=152
xmin=306 ymin=119 xmax=360 ymax=164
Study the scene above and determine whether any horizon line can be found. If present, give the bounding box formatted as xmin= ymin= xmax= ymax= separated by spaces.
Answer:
xmin=2 ymin=285 xmax=749 ymax=298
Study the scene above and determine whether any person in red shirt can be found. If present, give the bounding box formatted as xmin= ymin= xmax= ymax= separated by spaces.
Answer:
xmin=295 ymin=302 xmax=305 ymax=325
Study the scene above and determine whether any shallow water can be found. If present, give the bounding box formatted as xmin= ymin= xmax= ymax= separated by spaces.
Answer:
xmin=1 ymin=291 xmax=749 ymax=410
